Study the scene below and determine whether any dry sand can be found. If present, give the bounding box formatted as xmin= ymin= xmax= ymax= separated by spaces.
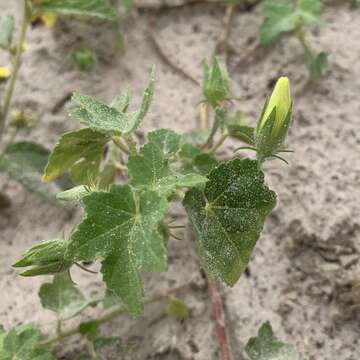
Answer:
xmin=1 ymin=1 xmax=360 ymax=359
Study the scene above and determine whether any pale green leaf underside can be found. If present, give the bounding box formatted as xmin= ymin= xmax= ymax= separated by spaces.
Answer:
xmin=0 ymin=15 xmax=14 ymax=50
xmin=43 ymin=128 xmax=109 ymax=185
xmin=245 ymin=322 xmax=303 ymax=360
xmin=0 ymin=324 xmax=55 ymax=360
xmin=39 ymin=272 xmax=90 ymax=320
xmin=183 ymin=159 xmax=276 ymax=286
xmin=70 ymin=66 xmax=155 ymax=136
xmin=35 ymin=0 xmax=117 ymax=20
xmin=0 ymin=142 xmax=60 ymax=203
xmin=67 ymin=185 xmax=168 ymax=313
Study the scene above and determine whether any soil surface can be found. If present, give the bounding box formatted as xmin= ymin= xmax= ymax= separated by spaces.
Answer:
xmin=1 ymin=1 xmax=360 ymax=359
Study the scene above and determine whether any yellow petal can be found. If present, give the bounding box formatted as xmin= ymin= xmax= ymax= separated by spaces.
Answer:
xmin=0 ymin=67 xmax=11 ymax=78
xmin=260 ymin=77 xmax=291 ymax=133
xmin=41 ymin=13 xmax=57 ymax=28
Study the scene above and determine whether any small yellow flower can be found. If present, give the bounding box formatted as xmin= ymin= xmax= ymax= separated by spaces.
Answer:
xmin=41 ymin=12 xmax=57 ymax=28
xmin=0 ymin=67 xmax=11 ymax=79
xmin=31 ymin=12 xmax=57 ymax=28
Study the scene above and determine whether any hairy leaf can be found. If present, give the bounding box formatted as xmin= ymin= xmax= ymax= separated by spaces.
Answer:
xmin=0 ymin=15 xmax=14 ymax=50
xmin=67 ymin=185 xmax=168 ymax=313
xmin=57 ymin=185 xmax=91 ymax=201
xmin=128 ymin=142 xmax=207 ymax=195
xmin=43 ymin=128 xmax=109 ymax=185
xmin=246 ymin=322 xmax=303 ymax=360
xmin=0 ymin=324 xmax=55 ymax=360
xmin=148 ymin=129 xmax=182 ymax=158
xmin=34 ymin=0 xmax=117 ymax=20
xmin=179 ymin=144 xmax=218 ymax=176
xmin=39 ymin=272 xmax=90 ymax=320
xmin=183 ymin=159 xmax=276 ymax=286
xmin=0 ymin=142 xmax=62 ymax=202
xmin=71 ymin=66 xmax=155 ymax=136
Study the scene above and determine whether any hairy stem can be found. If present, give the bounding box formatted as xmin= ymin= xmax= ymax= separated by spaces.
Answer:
xmin=209 ymin=132 xmax=228 ymax=153
xmin=201 ymin=117 xmax=219 ymax=149
xmin=207 ymin=278 xmax=232 ymax=360
xmin=0 ymin=0 xmax=30 ymax=139
xmin=112 ymin=136 xmax=131 ymax=155
xmin=40 ymin=283 xmax=192 ymax=348
xmin=199 ymin=102 xmax=209 ymax=131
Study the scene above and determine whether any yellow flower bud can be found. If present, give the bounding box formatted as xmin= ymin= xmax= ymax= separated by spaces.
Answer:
xmin=259 ymin=77 xmax=291 ymax=135
xmin=255 ymin=77 xmax=293 ymax=162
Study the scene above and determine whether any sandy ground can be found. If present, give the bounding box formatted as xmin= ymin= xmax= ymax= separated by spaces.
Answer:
xmin=1 ymin=1 xmax=360 ymax=359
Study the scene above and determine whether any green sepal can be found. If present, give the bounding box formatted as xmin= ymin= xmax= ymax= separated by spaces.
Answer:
xmin=13 ymin=239 xmax=71 ymax=277
xmin=202 ymin=58 xmax=230 ymax=107
xmin=255 ymin=103 xmax=293 ymax=162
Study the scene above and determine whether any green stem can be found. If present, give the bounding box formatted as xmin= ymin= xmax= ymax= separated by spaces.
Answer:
xmin=40 ymin=283 xmax=192 ymax=348
xmin=295 ymin=25 xmax=314 ymax=61
xmin=209 ymin=132 xmax=228 ymax=154
xmin=201 ymin=117 xmax=219 ymax=150
xmin=0 ymin=0 xmax=30 ymax=139
xmin=168 ymin=225 xmax=186 ymax=229
xmin=124 ymin=136 xmax=137 ymax=154
xmin=112 ymin=136 xmax=130 ymax=155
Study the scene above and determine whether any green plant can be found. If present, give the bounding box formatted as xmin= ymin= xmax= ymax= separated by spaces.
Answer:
xmin=71 ymin=47 xmax=97 ymax=72
xmin=260 ymin=0 xmax=328 ymax=80
xmin=8 ymin=58 xmax=303 ymax=359
xmin=0 ymin=0 xmax=120 ymax=204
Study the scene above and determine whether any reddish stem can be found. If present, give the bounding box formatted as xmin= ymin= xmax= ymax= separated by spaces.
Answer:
xmin=207 ymin=279 xmax=232 ymax=360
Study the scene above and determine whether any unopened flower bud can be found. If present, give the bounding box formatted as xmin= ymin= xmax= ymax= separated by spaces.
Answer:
xmin=202 ymin=57 xmax=230 ymax=107
xmin=255 ymin=77 xmax=292 ymax=162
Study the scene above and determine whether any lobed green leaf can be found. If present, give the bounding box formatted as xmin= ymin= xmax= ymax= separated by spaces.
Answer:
xmin=0 ymin=324 xmax=55 ymax=360
xmin=245 ymin=322 xmax=303 ymax=360
xmin=43 ymin=128 xmax=109 ymax=185
xmin=67 ymin=185 xmax=168 ymax=314
xmin=70 ymin=66 xmax=155 ymax=136
xmin=128 ymin=136 xmax=208 ymax=196
xmin=39 ymin=272 xmax=91 ymax=320
xmin=260 ymin=0 xmax=322 ymax=45
xmin=183 ymin=159 xmax=276 ymax=286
